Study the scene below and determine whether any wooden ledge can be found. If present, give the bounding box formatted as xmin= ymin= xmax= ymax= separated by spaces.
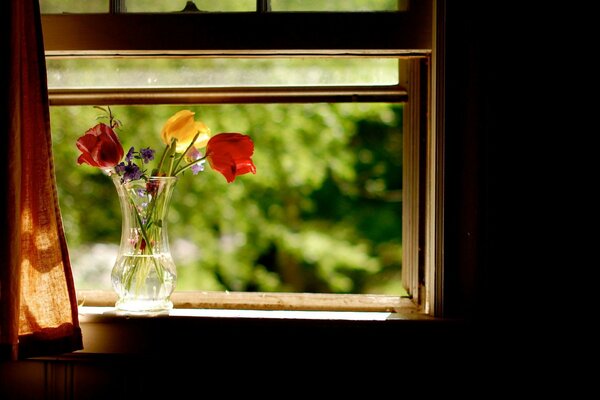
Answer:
xmin=76 ymin=289 xmax=419 ymax=313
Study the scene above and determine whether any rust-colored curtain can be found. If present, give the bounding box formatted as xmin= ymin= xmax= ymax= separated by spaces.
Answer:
xmin=0 ymin=0 xmax=82 ymax=360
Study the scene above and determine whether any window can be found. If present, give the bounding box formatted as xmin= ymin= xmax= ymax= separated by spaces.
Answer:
xmin=42 ymin=0 xmax=439 ymax=316
xmin=40 ymin=0 xmax=409 ymax=13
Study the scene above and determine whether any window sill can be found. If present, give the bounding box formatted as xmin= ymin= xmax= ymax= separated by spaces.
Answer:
xmin=65 ymin=291 xmax=465 ymax=358
xmin=76 ymin=289 xmax=417 ymax=313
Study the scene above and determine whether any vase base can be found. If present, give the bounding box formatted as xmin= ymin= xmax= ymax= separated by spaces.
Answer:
xmin=115 ymin=298 xmax=173 ymax=313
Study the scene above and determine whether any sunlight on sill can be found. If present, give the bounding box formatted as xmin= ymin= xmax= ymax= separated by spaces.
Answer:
xmin=79 ymin=306 xmax=403 ymax=321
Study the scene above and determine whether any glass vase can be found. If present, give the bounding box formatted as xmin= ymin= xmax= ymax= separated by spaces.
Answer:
xmin=110 ymin=174 xmax=178 ymax=313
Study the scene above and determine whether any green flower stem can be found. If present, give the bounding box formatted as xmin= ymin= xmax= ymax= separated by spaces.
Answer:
xmin=123 ymin=257 xmax=141 ymax=294
xmin=171 ymin=132 xmax=200 ymax=175
xmin=154 ymin=143 xmax=170 ymax=176
xmin=127 ymin=195 xmax=165 ymax=286
xmin=155 ymin=134 xmax=205 ymax=178
xmin=142 ymin=187 xmax=161 ymax=232
xmin=155 ymin=139 xmax=177 ymax=176
xmin=173 ymin=155 xmax=207 ymax=176
xmin=168 ymin=157 xmax=176 ymax=176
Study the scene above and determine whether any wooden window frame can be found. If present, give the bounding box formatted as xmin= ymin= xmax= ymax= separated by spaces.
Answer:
xmin=42 ymin=0 xmax=444 ymax=318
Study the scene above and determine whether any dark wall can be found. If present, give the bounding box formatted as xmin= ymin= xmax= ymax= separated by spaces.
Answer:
xmin=442 ymin=1 xmax=495 ymax=320
xmin=442 ymin=1 xmax=532 ymax=321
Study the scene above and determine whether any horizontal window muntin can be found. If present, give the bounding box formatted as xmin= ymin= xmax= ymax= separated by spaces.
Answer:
xmin=48 ymin=86 xmax=407 ymax=106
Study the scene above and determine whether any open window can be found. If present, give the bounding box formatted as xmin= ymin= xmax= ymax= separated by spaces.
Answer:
xmin=42 ymin=0 xmax=440 ymax=316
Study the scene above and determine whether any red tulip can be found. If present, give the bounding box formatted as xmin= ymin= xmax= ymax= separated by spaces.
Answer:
xmin=206 ymin=133 xmax=256 ymax=183
xmin=76 ymin=123 xmax=124 ymax=168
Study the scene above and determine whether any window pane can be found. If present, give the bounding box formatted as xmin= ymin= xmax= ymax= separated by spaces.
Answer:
xmin=51 ymin=104 xmax=404 ymax=296
xmin=40 ymin=0 xmax=107 ymax=13
xmin=46 ymin=58 xmax=399 ymax=89
xmin=40 ymin=0 xmax=255 ymax=13
xmin=126 ymin=0 xmax=255 ymax=12
xmin=271 ymin=0 xmax=406 ymax=12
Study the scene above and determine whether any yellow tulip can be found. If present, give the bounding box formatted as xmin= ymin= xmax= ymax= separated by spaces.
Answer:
xmin=160 ymin=110 xmax=211 ymax=153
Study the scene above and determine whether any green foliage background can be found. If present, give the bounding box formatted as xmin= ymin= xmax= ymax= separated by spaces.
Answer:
xmin=51 ymin=103 xmax=404 ymax=295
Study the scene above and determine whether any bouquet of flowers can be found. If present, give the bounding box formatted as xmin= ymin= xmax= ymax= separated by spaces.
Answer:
xmin=75 ymin=106 xmax=256 ymax=311
xmin=76 ymin=106 xmax=256 ymax=183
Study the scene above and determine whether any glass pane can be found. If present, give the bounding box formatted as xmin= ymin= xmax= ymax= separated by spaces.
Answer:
xmin=40 ymin=0 xmax=256 ymax=13
xmin=46 ymin=58 xmax=399 ymax=89
xmin=51 ymin=103 xmax=404 ymax=296
xmin=126 ymin=0 xmax=256 ymax=12
xmin=40 ymin=0 xmax=108 ymax=13
xmin=271 ymin=0 xmax=406 ymax=12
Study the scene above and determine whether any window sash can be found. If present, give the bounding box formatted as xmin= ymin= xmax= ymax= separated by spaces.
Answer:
xmin=42 ymin=9 xmax=431 ymax=104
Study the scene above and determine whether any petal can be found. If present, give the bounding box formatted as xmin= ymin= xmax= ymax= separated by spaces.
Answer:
xmin=76 ymin=123 xmax=124 ymax=168
xmin=206 ymin=133 xmax=255 ymax=157
xmin=233 ymin=159 xmax=257 ymax=176
xmin=207 ymin=154 xmax=237 ymax=183
xmin=161 ymin=110 xmax=212 ymax=153
xmin=161 ymin=110 xmax=196 ymax=146
xmin=206 ymin=133 xmax=256 ymax=182
xmin=192 ymin=122 xmax=211 ymax=149
xmin=77 ymin=152 xmax=100 ymax=167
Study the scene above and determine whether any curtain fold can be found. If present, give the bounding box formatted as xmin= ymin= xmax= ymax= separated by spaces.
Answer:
xmin=0 ymin=0 xmax=82 ymax=361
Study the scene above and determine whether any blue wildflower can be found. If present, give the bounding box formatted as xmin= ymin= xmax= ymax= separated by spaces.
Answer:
xmin=191 ymin=160 xmax=205 ymax=175
xmin=140 ymin=147 xmax=155 ymax=164
xmin=125 ymin=147 xmax=135 ymax=163
xmin=121 ymin=162 xmax=142 ymax=183
xmin=185 ymin=147 xmax=205 ymax=175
